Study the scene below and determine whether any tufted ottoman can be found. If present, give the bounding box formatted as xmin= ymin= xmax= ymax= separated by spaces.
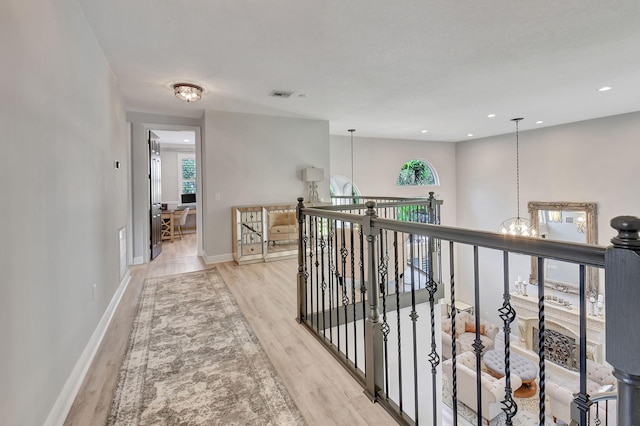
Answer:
xmin=483 ymin=349 xmax=539 ymax=398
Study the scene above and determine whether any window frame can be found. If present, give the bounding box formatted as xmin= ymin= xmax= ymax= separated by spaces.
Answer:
xmin=177 ymin=153 xmax=196 ymax=195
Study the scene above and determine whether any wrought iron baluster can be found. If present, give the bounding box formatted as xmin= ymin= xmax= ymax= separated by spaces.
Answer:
xmin=379 ymin=230 xmax=390 ymax=398
xmin=340 ymin=225 xmax=349 ymax=359
xmin=351 ymin=223 xmax=358 ymax=370
xmin=314 ymin=216 xmax=320 ymax=330
xmin=449 ymin=241 xmax=458 ymax=425
xmin=394 ymin=231 xmax=403 ymax=413
xmin=408 ymin=234 xmax=420 ymax=424
xmin=537 ymin=257 xmax=546 ymax=424
xmin=472 ymin=246 xmax=484 ymax=423
xmin=359 ymin=225 xmax=367 ymax=373
xmin=426 ymin=232 xmax=440 ymax=426
xmin=328 ymin=221 xmax=335 ymax=343
xmin=302 ymin=214 xmax=309 ymax=323
xmin=320 ymin=225 xmax=327 ymax=336
xmin=499 ymin=251 xmax=517 ymax=424
xmin=574 ymin=264 xmax=591 ymax=424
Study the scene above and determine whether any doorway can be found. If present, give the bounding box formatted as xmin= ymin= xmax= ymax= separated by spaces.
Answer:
xmin=148 ymin=127 xmax=201 ymax=261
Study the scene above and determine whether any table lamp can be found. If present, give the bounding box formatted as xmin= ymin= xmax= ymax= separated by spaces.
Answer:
xmin=302 ymin=167 xmax=324 ymax=203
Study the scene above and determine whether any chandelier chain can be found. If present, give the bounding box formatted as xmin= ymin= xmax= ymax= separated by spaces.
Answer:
xmin=348 ymin=129 xmax=355 ymax=192
xmin=511 ymin=117 xmax=523 ymax=220
xmin=516 ymin=119 xmax=520 ymax=219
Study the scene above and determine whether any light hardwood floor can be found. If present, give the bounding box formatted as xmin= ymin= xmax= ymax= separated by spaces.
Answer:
xmin=64 ymin=233 xmax=394 ymax=425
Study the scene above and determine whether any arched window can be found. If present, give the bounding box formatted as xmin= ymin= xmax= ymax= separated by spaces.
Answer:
xmin=396 ymin=159 xmax=439 ymax=186
xmin=330 ymin=175 xmax=361 ymax=205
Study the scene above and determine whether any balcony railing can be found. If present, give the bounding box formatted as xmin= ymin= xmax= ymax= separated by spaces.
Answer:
xmin=296 ymin=196 xmax=640 ymax=425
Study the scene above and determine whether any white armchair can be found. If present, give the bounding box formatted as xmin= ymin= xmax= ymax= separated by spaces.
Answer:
xmin=441 ymin=311 xmax=499 ymax=359
xmin=547 ymin=360 xmax=617 ymax=424
xmin=443 ymin=351 xmax=522 ymax=425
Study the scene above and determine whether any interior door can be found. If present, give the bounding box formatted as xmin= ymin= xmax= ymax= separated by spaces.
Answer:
xmin=149 ymin=131 xmax=162 ymax=260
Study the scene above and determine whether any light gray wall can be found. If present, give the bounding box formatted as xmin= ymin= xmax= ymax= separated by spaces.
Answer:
xmin=456 ymin=111 xmax=640 ymax=327
xmin=330 ymin=135 xmax=457 ymax=226
xmin=127 ymin=113 xmax=202 ymax=263
xmin=202 ymin=110 xmax=329 ymax=261
xmin=0 ymin=0 xmax=128 ymax=423
xmin=160 ymin=150 xmax=180 ymax=204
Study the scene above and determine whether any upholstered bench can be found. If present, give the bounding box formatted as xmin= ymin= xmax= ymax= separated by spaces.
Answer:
xmin=483 ymin=349 xmax=538 ymax=397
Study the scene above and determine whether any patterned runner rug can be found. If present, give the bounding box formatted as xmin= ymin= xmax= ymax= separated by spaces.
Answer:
xmin=107 ymin=268 xmax=306 ymax=425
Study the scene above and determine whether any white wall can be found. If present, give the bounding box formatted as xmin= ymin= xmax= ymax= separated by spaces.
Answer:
xmin=160 ymin=150 xmax=180 ymax=204
xmin=330 ymin=135 xmax=457 ymax=226
xmin=0 ymin=0 xmax=128 ymax=424
xmin=456 ymin=111 xmax=640 ymax=327
xmin=202 ymin=111 xmax=329 ymax=261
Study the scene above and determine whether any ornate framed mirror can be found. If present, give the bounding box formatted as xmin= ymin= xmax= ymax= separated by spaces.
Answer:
xmin=528 ymin=202 xmax=598 ymax=296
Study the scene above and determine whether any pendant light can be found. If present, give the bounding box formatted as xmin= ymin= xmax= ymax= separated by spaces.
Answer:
xmin=498 ymin=118 xmax=536 ymax=237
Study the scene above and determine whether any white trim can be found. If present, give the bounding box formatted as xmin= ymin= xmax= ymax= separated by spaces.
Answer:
xmin=133 ymin=256 xmax=144 ymax=265
xmin=202 ymin=251 xmax=233 ymax=265
xmin=44 ymin=270 xmax=132 ymax=426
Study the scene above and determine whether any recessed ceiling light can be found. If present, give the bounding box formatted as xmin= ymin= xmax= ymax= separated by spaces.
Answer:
xmin=467 ymin=133 xmax=474 ymax=137
xmin=184 ymin=139 xmax=190 ymax=142
xmin=298 ymin=93 xmax=308 ymax=98
xmin=421 ymin=130 xmax=428 ymax=133
xmin=487 ymin=114 xmax=496 ymax=118
xmin=598 ymin=86 xmax=612 ymax=92
xmin=536 ymin=121 xmax=544 ymax=124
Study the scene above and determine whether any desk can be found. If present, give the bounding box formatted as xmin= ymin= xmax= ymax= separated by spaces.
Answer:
xmin=161 ymin=210 xmax=175 ymax=242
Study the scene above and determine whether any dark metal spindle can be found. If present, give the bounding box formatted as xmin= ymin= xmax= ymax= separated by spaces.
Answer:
xmin=340 ymin=225 xmax=349 ymax=359
xmin=426 ymin=232 xmax=440 ymax=426
xmin=499 ymin=251 xmax=517 ymax=424
xmin=574 ymin=264 xmax=591 ymax=424
xmin=537 ymin=257 xmax=546 ymax=424
xmin=449 ymin=241 xmax=458 ymax=425
xmin=472 ymin=246 xmax=484 ymax=423
xmin=394 ymin=232 xmax=404 ymax=412
xmin=351 ymin=223 xmax=358 ymax=369
xmin=328 ymin=221 xmax=335 ymax=343
xmin=320 ymin=223 xmax=327 ymax=336
xmin=379 ymin=230 xmax=391 ymax=398
xmin=409 ymin=234 xmax=420 ymax=424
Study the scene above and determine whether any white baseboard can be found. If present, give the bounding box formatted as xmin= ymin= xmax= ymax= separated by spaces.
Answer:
xmin=202 ymin=251 xmax=233 ymax=265
xmin=44 ymin=269 xmax=132 ymax=426
xmin=132 ymin=256 xmax=143 ymax=265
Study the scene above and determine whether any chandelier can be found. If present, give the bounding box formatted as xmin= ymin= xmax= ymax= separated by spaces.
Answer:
xmin=498 ymin=118 xmax=536 ymax=237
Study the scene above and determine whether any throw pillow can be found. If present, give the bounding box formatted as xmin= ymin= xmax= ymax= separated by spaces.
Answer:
xmin=464 ymin=322 xmax=485 ymax=335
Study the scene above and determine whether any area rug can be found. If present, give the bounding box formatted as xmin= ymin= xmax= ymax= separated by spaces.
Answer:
xmin=107 ymin=268 xmax=306 ymax=425
xmin=442 ymin=377 xmax=553 ymax=425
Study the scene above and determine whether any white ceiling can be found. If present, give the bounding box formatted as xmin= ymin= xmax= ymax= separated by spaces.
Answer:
xmin=79 ymin=0 xmax=640 ymax=142
xmin=152 ymin=130 xmax=196 ymax=145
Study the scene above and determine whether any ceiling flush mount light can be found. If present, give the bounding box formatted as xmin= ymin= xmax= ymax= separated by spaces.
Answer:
xmin=173 ymin=83 xmax=203 ymax=102
xmin=499 ymin=118 xmax=536 ymax=237
xmin=598 ymin=86 xmax=612 ymax=92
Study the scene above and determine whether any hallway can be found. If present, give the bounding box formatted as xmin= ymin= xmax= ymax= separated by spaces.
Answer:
xmin=64 ymin=240 xmax=394 ymax=425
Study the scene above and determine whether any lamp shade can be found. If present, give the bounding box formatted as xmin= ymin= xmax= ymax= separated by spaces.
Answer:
xmin=302 ymin=167 xmax=324 ymax=182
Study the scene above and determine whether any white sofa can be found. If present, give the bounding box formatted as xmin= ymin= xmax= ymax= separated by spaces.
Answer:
xmin=441 ymin=311 xmax=499 ymax=359
xmin=547 ymin=360 xmax=617 ymax=424
xmin=443 ymin=351 xmax=522 ymax=425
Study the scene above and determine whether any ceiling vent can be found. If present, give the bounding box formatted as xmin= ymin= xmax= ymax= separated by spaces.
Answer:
xmin=269 ymin=90 xmax=294 ymax=98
